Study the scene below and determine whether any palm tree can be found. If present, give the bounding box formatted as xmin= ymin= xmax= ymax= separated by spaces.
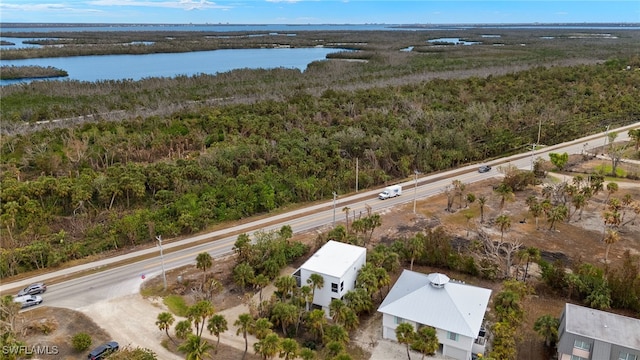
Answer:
xmin=605 ymin=182 xmax=619 ymax=208
xmin=517 ymin=247 xmax=540 ymax=282
xmin=342 ymin=206 xmax=351 ymax=233
xmin=478 ymin=196 xmax=487 ymax=223
xmin=307 ymin=273 xmax=324 ymax=305
xmin=329 ymin=298 xmax=349 ymax=325
xmin=270 ymin=302 xmax=297 ymax=335
xmin=235 ymin=313 xmax=254 ymax=360
xmin=252 ymin=317 xmax=274 ymax=340
xmin=395 ymin=322 xmax=415 ymax=360
xmin=155 ymin=311 xmax=177 ymax=345
xmin=495 ymin=214 xmax=511 ymax=241
xmin=299 ymin=347 xmax=316 ymax=360
xmin=341 ymin=308 xmax=360 ymax=331
xmin=253 ymin=332 xmax=281 ymax=360
xmin=374 ymin=267 xmax=391 ymax=301
xmin=299 ymin=285 xmax=313 ymax=314
xmin=570 ymin=193 xmax=586 ymax=221
xmin=253 ymin=274 xmax=270 ymax=304
xmin=493 ymin=290 xmax=522 ymax=324
xmin=178 ymin=334 xmax=213 ymax=360
xmin=494 ymin=183 xmax=514 ymax=209
xmin=406 ymin=233 xmax=425 ymax=271
xmin=175 ymin=319 xmax=193 ymax=340
xmin=546 ymin=204 xmax=568 ymax=230
xmin=279 ymin=338 xmax=299 ymax=360
xmin=207 ymin=314 xmax=228 ymax=354
xmin=233 ymin=262 xmax=255 ymax=292
xmin=533 ymin=314 xmax=559 ymax=348
xmin=196 ymin=252 xmax=212 ymax=283
xmin=344 ymin=288 xmax=373 ymax=315
xmin=363 ymin=213 xmax=382 ymax=246
xmin=305 ymin=309 xmax=327 ymax=342
xmin=187 ymin=300 xmax=215 ymax=338
xmin=274 ymin=275 xmax=298 ymax=302
xmin=603 ymin=229 xmax=620 ymax=263
xmin=527 ymin=197 xmax=543 ymax=229
xmin=324 ymin=324 xmax=349 ymax=345
xmin=412 ymin=326 xmax=438 ymax=360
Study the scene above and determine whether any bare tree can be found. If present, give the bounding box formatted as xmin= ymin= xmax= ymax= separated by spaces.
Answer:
xmin=475 ymin=229 xmax=523 ymax=278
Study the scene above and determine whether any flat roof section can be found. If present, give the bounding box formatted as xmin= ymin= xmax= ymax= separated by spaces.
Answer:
xmin=564 ymin=303 xmax=640 ymax=350
xmin=300 ymin=240 xmax=366 ymax=278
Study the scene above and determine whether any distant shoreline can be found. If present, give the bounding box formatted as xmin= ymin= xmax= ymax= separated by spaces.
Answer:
xmin=2 ymin=22 xmax=640 ymax=29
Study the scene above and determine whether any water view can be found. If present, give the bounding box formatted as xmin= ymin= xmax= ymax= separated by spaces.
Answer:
xmin=0 ymin=47 xmax=343 ymax=86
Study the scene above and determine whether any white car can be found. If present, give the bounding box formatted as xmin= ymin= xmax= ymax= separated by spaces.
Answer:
xmin=14 ymin=295 xmax=43 ymax=309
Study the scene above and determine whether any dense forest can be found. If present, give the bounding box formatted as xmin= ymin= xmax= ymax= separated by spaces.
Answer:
xmin=1 ymin=29 xmax=639 ymax=278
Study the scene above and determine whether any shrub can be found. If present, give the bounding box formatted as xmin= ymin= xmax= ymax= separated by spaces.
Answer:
xmin=71 ymin=332 xmax=92 ymax=352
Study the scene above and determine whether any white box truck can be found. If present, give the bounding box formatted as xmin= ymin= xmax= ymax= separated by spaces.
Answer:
xmin=378 ymin=185 xmax=402 ymax=200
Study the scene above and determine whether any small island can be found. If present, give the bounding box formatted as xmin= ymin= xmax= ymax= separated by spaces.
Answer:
xmin=0 ymin=65 xmax=68 ymax=80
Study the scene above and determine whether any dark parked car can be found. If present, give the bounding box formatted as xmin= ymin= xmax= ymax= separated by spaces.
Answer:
xmin=478 ymin=165 xmax=492 ymax=173
xmin=17 ymin=282 xmax=47 ymax=296
xmin=87 ymin=341 xmax=119 ymax=360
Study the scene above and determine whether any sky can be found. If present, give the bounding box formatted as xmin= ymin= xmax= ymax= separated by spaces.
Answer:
xmin=1 ymin=1 xmax=639 ymax=25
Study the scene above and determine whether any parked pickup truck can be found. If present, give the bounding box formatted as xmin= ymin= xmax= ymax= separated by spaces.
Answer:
xmin=378 ymin=185 xmax=402 ymax=200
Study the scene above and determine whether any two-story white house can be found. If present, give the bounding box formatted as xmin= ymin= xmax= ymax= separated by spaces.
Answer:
xmin=377 ymin=270 xmax=491 ymax=360
xmin=292 ymin=240 xmax=366 ymax=316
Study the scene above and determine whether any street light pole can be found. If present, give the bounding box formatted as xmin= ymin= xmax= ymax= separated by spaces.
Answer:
xmin=332 ymin=192 xmax=337 ymax=227
xmin=156 ymin=235 xmax=167 ymax=291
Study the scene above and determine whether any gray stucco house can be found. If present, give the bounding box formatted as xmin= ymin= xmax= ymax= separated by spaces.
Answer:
xmin=558 ymin=303 xmax=640 ymax=360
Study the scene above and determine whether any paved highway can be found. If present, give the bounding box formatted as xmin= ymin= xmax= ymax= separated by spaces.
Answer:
xmin=2 ymin=122 xmax=638 ymax=311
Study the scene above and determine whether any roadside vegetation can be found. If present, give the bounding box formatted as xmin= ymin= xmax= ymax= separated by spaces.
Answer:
xmin=1 ymin=55 xmax=639 ymax=279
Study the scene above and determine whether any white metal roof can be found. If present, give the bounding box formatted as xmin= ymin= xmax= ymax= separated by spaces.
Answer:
xmin=300 ymin=240 xmax=366 ymax=278
xmin=564 ymin=303 xmax=640 ymax=350
xmin=378 ymin=269 xmax=492 ymax=338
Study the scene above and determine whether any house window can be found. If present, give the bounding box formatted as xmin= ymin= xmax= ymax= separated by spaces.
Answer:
xmin=331 ymin=283 xmax=338 ymax=293
xmin=573 ymin=340 xmax=591 ymax=351
xmin=340 ymin=281 xmax=344 ymax=292
xmin=394 ymin=316 xmax=404 ymax=324
xmin=620 ymin=353 xmax=638 ymax=360
xmin=571 ymin=356 xmax=587 ymax=360
xmin=447 ymin=331 xmax=459 ymax=341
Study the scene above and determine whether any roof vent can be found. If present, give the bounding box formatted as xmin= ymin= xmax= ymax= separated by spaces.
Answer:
xmin=427 ymin=273 xmax=450 ymax=288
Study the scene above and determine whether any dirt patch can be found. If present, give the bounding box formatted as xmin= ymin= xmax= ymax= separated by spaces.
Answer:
xmin=14 ymin=307 xmax=111 ymax=360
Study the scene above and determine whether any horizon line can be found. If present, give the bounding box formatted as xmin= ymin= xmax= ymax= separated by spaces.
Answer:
xmin=1 ymin=22 xmax=640 ymax=26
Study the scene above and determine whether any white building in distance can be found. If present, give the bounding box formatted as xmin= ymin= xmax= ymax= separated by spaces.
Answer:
xmin=293 ymin=240 xmax=366 ymax=316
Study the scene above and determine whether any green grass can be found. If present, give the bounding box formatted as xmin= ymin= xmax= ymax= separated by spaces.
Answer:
xmin=163 ymin=294 xmax=189 ymax=317
xmin=594 ymin=164 xmax=627 ymax=177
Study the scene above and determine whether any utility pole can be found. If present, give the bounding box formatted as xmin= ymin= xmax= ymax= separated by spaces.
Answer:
xmin=532 ymin=119 xmax=542 ymax=171
xmin=530 ymin=143 xmax=536 ymax=171
xmin=332 ymin=192 xmax=337 ymax=227
xmin=156 ymin=235 xmax=167 ymax=291
xmin=413 ymin=170 xmax=420 ymax=214
xmin=355 ymin=157 xmax=359 ymax=193
xmin=604 ymin=125 xmax=610 ymax=154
